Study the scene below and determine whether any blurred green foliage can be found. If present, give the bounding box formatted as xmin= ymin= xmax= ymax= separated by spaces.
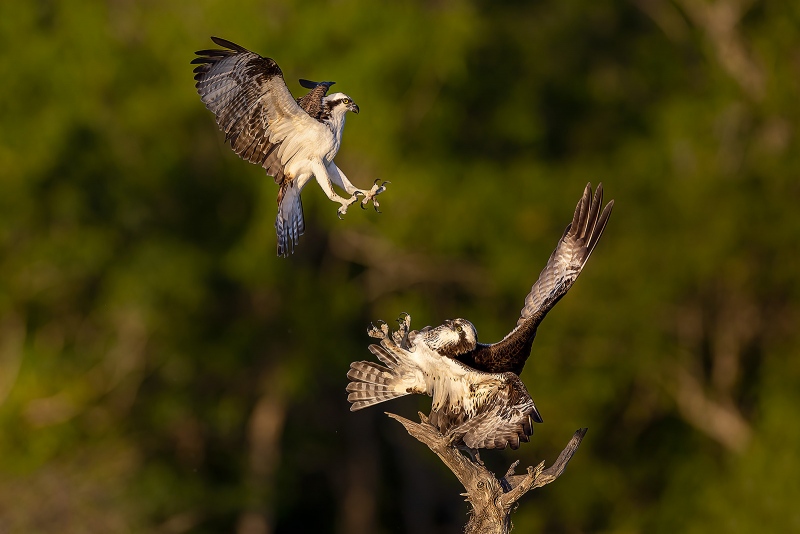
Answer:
xmin=1 ymin=0 xmax=799 ymax=532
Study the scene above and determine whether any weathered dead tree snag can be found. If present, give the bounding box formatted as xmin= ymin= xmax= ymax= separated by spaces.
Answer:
xmin=388 ymin=411 xmax=586 ymax=534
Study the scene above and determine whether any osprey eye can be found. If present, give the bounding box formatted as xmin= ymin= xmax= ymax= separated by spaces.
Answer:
xmin=343 ymin=98 xmax=350 ymax=104
xmin=456 ymin=326 xmax=463 ymax=333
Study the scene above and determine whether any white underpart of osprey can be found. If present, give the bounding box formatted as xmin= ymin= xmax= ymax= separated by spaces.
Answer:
xmin=391 ymin=333 xmax=498 ymax=418
xmin=285 ymin=93 xmax=380 ymax=219
xmin=291 ymin=95 xmax=347 ymax=201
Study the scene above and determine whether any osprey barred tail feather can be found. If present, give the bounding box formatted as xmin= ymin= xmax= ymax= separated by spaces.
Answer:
xmin=347 ymin=360 xmax=411 ymax=411
xmin=275 ymin=182 xmax=304 ymax=257
xmin=192 ymin=37 xmax=389 ymax=256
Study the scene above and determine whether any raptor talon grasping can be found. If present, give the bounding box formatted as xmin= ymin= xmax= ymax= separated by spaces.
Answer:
xmin=390 ymin=313 xmax=413 ymax=347
xmin=359 ymin=179 xmax=389 ymax=211
xmin=337 ymin=194 xmax=362 ymax=219
xmin=367 ymin=320 xmax=390 ymax=339
xmin=396 ymin=312 xmax=411 ymax=336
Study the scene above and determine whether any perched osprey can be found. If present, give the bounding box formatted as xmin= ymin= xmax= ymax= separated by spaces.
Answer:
xmin=192 ymin=37 xmax=388 ymax=256
xmin=346 ymin=183 xmax=614 ymax=450
xmin=348 ymin=315 xmax=542 ymax=450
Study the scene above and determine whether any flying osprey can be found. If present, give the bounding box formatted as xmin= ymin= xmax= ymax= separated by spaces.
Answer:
xmin=192 ymin=37 xmax=388 ymax=256
xmin=346 ymin=183 xmax=613 ymax=450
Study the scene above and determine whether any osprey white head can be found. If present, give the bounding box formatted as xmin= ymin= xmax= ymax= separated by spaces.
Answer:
xmin=422 ymin=318 xmax=478 ymax=357
xmin=323 ymin=92 xmax=360 ymax=115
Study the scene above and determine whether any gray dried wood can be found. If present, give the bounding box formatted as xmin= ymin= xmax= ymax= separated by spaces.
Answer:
xmin=387 ymin=411 xmax=587 ymax=534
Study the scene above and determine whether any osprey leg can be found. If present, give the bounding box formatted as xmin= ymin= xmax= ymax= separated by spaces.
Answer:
xmin=309 ymin=160 xmax=362 ymax=218
xmin=326 ymin=162 xmax=389 ymax=212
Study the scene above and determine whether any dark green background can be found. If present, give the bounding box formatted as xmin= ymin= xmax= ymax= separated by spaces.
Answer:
xmin=1 ymin=1 xmax=799 ymax=532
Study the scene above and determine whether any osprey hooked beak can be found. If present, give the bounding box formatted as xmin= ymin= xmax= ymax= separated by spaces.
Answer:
xmin=349 ymin=101 xmax=360 ymax=114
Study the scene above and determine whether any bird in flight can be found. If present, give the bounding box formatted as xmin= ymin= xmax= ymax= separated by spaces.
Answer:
xmin=192 ymin=37 xmax=388 ymax=256
xmin=346 ymin=183 xmax=613 ymax=450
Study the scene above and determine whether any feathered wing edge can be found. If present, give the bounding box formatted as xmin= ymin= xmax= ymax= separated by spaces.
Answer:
xmin=191 ymin=37 xmax=293 ymax=184
xmin=516 ymin=182 xmax=614 ymax=327
xmin=438 ymin=410 xmax=533 ymax=450
xmin=430 ymin=373 xmax=539 ymax=450
xmin=458 ymin=182 xmax=613 ymax=375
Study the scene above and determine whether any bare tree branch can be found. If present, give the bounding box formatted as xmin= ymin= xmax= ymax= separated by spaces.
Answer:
xmin=674 ymin=0 xmax=765 ymax=99
xmin=667 ymin=292 xmax=756 ymax=453
xmin=672 ymin=363 xmax=752 ymax=453
xmin=387 ymin=412 xmax=587 ymax=534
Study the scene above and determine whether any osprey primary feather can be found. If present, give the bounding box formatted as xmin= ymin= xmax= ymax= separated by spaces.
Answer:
xmin=192 ymin=37 xmax=388 ymax=256
xmin=455 ymin=182 xmax=613 ymax=375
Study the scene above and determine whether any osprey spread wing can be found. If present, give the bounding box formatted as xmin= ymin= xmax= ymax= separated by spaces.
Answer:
xmin=347 ymin=315 xmax=542 ymax=451
xmin=455 ymin=183 xmax=613 ymax=375
xmin=192 ymin=37 xmax=388 ymax=256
